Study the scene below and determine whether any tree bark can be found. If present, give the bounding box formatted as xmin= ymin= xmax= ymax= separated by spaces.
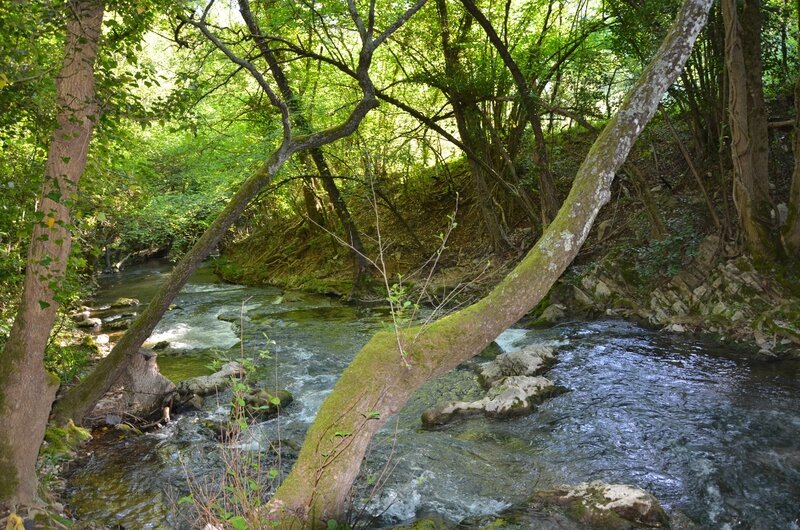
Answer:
xmin=781 ymin=0 xmax=800 ymax=257
xmin=435 ymin=0 xmax=507 ymax=253
xmin=270 ymin=0 xmax=713 ymax=525
xmin=0 ymin=0 xmax=104 ymax=508
xmin=722 ymin=0 xmax=780 ymax=260
xmin=460 ymin=0 xmax=559 ymax=224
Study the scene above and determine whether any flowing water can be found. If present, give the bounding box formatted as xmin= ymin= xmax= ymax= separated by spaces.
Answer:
xmin=66 ymin=261 xmax=800 ymax=529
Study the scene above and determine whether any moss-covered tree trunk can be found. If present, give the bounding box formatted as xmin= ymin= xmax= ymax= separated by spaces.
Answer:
xmin=0 ymin=0 xmax=104 ymax=508
xmin=270 ymin=0 xmax=713 ymax=525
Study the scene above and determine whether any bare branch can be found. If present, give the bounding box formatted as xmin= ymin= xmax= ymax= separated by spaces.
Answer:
xmin=183 ymin=11 xmax=292 ymax=141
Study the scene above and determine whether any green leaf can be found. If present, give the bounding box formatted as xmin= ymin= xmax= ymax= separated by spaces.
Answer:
xmin=269 ymin=396 xmax=281 ymax=406
xmin=177 ymin=494 xmax=194 ymax=505
xmin=230 ymin=515 xmax=248 ymax=530
xmin=38 ymin=300 xmax=51 ymax=310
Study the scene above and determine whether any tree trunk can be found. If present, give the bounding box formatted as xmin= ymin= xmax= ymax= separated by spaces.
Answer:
xmin=453 ymin=105 xmax=508 ymax=252
xmin=270 ymin=0 xmax=713 ymax=525
xmin=622 ymin=163 xmax=667 ymax=239
xmin=460 ymin=0 xmax=559 ymax=224
xmin=0 ymin=0 xmax=104 ymax=508
xmin=435 ymin=0 xmax=506 ymax=253
xmin=781 ymin=0 xmax=800 ymax=256
xmin=722 ymin=0 xmax=779 ymax=260
xmin=52 ymin=154 xmax=290 ymax=425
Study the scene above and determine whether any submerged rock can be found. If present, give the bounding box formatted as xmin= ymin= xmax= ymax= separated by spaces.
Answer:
xmin=535 ymin=481 xmax=669 ymax=529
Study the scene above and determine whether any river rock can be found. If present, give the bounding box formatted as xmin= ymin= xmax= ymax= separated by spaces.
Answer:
xmin=483 ymin=376 xmax=558 ymax=415
xmin=176 ymin=361 xmax=245 ymax=397
xmin=75 ymin=316 xmax=102 ymax=329
xmin=237 ymin=388 xmax=293 ymax=420
xmin=531 ymin=303 xmax=567 ymax=327
xmin=110 ymin=297 xmax=140 ymax=308
xmin=478 ymin=346 xmax=555 ymax=387
xmin=421 ymin=376 xmax=557 ymax=425
xmin=536 ymin=481 xmax=669 ymax=529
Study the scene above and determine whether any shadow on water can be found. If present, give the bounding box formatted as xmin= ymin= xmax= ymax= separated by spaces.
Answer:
xmin=67 ymin=262 xmax=800 ymax=529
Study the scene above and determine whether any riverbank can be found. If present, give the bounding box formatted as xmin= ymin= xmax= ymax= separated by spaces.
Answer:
xmin=216 ymin=155 xmax=800 ymax=360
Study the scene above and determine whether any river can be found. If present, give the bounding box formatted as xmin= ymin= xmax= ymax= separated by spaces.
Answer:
xmin=65 ymin=261 xmax=800 ymax=529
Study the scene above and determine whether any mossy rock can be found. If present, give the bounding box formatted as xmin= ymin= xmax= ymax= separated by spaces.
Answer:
xmin=42 ymin=420 xmax=91 ymax=458
xmin=535 ymin=482 xmax=669 ymax=529
xmin=233 ymin=388 xmax=294 ymax=421
xmin=110 ymin=297 xmax=139 ymax=308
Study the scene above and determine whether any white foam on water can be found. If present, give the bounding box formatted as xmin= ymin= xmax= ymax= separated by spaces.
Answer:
xmin=426 ymin=496 xmax=510 ymax=523
xmin=494 ymin=328 xmax=569 ymax=352
xmin=148 ymin=319 xmax=239 ymax=350
xmin=365 ymin=473 xmax=429 ymax=523
xmin=180 ymin=283 xmax=247 ymax=294
xmin=494 ymin=329 xmax=529 ymax=352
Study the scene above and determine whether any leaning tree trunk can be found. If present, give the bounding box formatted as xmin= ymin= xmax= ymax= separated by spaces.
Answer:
xmin=269 ymin=0 xmax=713 ymax=525
xmin=722 ymin=0 xmax=779 ymax=260
xmin=0 ymin=0 xmax=104 ymax=508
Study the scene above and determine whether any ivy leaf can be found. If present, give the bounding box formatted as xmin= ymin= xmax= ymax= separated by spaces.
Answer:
xmin=38 ymin=300 xmax=51 ymax=310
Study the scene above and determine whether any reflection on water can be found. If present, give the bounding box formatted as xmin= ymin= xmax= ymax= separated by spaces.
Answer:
xmin=68 ymin=262 xmax=800 ymax=529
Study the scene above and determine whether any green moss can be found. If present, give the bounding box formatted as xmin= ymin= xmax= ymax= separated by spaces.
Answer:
xmin=0 ymin=436 xmax=20 ymax=500
xmin=41 ymin=420 xmax=91 ymax=458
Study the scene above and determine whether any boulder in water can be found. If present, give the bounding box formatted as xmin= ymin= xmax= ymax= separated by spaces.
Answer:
xmin=421 ymin=376 xmax=558 ymax=425
xmin=237 ymin=388 xmax=293 ymax=420
xmin=478 ymin=346 xmax=555 ymax=387
xmin=535 ymin=481 xmax=669 ymax=529
xmin=110 ymin=297 xmax=140 ymax=308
